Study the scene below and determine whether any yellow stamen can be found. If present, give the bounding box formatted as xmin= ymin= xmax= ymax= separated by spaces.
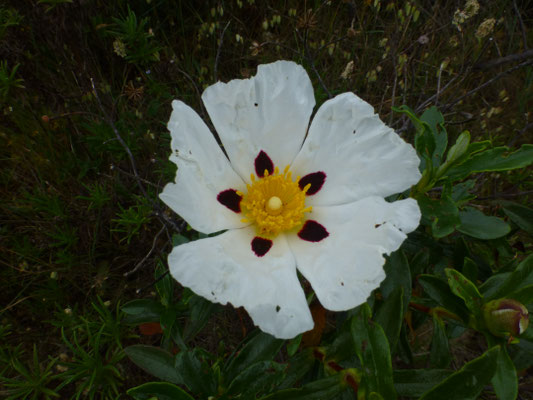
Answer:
xmin=240 ymin=165 xmax=311 ymax=237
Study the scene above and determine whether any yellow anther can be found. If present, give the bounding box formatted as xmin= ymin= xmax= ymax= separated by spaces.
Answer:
xmin=302 ymin=183 xmax=311 ymax=193
xmin=240 ymin=165 xmax=311 ymax=237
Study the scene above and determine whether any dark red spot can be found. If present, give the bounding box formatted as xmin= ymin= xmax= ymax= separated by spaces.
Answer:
xmin=299 ymin=171 xmax=326 ymax=195
xmin=217 ymin=189 xmax=242 ymax=213
xmin=298 ymin=220 xmax=329 ymax=242
xmin=251 ymin=237 xmax=273 ymax=257
xmin=255 ymin=150 xmax=274 ymax=178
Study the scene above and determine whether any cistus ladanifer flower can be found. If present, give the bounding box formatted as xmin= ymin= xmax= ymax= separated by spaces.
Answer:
xmin=483 ymin=298 xmax=529 ymax=338
xmin=160 ymin=61 xmax=421 ymax=339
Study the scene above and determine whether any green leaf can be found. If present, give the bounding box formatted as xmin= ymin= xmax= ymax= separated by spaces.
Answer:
xmin=419 ymin=346 xmax=499 ymax=400
xmin=508 ymin=284 xmax=533 ymax=305
xmin=122 ymin=299 xmax=165 ymax=324
xmin=451 ymin=180 xmax=476 ymax=206
xmin=259 ymin=375 xmax=346 ymax=400
xmin=488 ymin=254 xmax=533 ymax=300
xmin=369 ymin=392 xmax=385 ymax=400
xmin=351 ymin=304 xmax=396 ymax=399
xmin=375 ymin=286 xmax=404 ymax=353
xmin=417 ymin=194 xmax=460 ymax=238
xmin=462 ymin=257 xmax=478 ymax=283
xmin=457 ymin=207 xmax=510 ymax=239
xmin=491 ymin=346 xmax=518 ymax=400
xmin=420 ymin=106 xmax=448 ymax=167
xmin=124 ymin=345 xmax=182 ymax=385
xmin=430 ymin=314 xmax=452 ymax=368
xmin=175 ymin=349 xmax=216 ymax=397
xmin=502 ymin=201 xmax=533 ymax=234
xmin=277 ymin=348 xmax=315 ymax=390
xmin=227 ymin=361 xmax=284 ymax=398
xmin=381 ymin=251 xmax=412 ymax=313
xmin=367 ymin=320 xmax=396 ymax=399
xmin=224 ymin=331 xmax=284 ymax=382
xmin=421 ymin=106 xmax=447 ymax=167
xmin=437 ymin=131 xmax=470 ymax=177
xmin=445 ymin=268 xmax=483 ymax=320
xmin=446 ymin=144 xmax=533 ymax=181
xmin=183 ymin=294 xmax=216 ymax=342
xmin=393 ymin=369 xmax=452 ymax=397
xmin=418 ymin=275 xmax=469 ymax=322
xmin=286 ymin=334 xmax=302 ymax=357
xmin=127 ymin=382 xmax=194 ymax=400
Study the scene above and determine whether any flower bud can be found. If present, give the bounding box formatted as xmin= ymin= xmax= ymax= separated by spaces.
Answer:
xmin=483 ymin=299 xmax=529 ymax=337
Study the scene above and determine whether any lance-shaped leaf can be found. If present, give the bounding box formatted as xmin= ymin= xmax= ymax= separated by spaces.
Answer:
xmin=488 ymin=254 xmax=533 ymax=300
xmin=445 ymin=144 xmax=533 ymax=181
xmin=421 ymin=106 xmax=447 ymax=167
xmin=375 ymin=286 xmax=404 ymax=354
xmin=419 ymin=346 xmax=499 ymax=400
xmin=491 ymin=345 xmax=518 ymax=400
xmin=502 ymin=201 xmax=533 ymax=235
xmin=125 ymin=345 xmax=183 ymax=385
xmin=457 ymin=207 xmax=510 ymax=240
xmin=175 ymin=349 xmax=216 ymax=397
xmin=380 ymin=250 xmax=412 ymax=313
xmin=437 ymin=131 xmax=470 ymax=178
xmin=418 ymin=274 xmax=470 ymax=322
xmin=259 ymin=374 xmax=347 ymax=400
xmin=122 ymin=299 xmax=166 ymax=324
xmin=417 ymin=194 xmax=460 ymax=238
xmin=445 ymin=268 xmax=483 ymax=321
xmin=351 ymin=304 xmax=396 ymax=399
xmin=430 ymin=314 xmax=452 ymax=368
xmin=127 ymin=382 xmax=194 ymax=400
xmin=224 ymin=331 xmax=284 ymax=383
xmin=393 ymin=369 xmax=452 ymax=398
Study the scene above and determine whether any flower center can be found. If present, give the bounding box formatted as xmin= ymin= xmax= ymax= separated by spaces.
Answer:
xmin=239 ymin=166 xmax=312 ymax=237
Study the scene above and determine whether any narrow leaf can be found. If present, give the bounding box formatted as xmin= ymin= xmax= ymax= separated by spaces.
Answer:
xmin=375 ymin=286 xmax=404 ymax=353
xmin=446 ymin=144 xmax=533 ymax=181
xmin=260 ymin=375 xmax=346 ymax=400
xmin=430 ymin=314 xmax=452 ymax=368
xmin=489 ymin=254 xmax=533 ymax=299
xmin=393 ymin=369 xmax=452 ymax=397
xmin=224 ymin=331 xmax=284 ymax=382
xmin=122 ymin=299 xmax=165 ymax=324
xmin=418 ymin=275 xmax=469 ymax=322
xmin=419 ymin=346 xmax=500 ymax=400
xmin=502 ymin=201 xmax=533 ymax=234
xmin=417 ymin=194 xmax=460 ymax=238
xmin=445 ymin=268 xmax=483 ymax=319
xmin=127 ymin=382 xmax=194 ymax=400
xmin=457 ymin=207 xmax=510 ymax=240
xmin=491 ymin=346 xmax=518 ymax=400
xmin=124 ymin=345 xmax=182 ymax=385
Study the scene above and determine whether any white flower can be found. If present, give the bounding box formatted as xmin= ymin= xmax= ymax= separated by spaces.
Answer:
xmin=160 ymin=61 xmax=421 ymax=339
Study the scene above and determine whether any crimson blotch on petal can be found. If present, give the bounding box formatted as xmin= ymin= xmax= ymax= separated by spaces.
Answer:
xmin=217 ymin=189 xmax=242 ymax=213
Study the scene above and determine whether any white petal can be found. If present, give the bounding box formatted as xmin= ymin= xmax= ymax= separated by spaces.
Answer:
xmin=288 ymin=197 xmax=420 ymax=311
xmin=159 ymin=100 xmax=247 ymax=234
xmin=202 ymin=61 xmax=315 ymax=182
xmin=168 ymin=227 xmax=313 ymax=339
xmin=291 ymin=92 xmax=421 ymax=206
